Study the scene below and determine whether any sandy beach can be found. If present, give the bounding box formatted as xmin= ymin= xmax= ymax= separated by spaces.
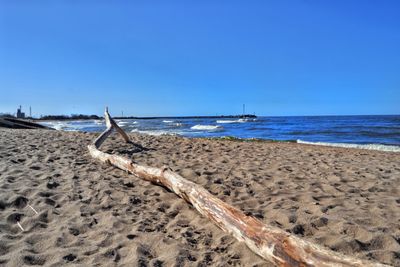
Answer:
xmin=0 ymin=128 xmax=399 ymax=266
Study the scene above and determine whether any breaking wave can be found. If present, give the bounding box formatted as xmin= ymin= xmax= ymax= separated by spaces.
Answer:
xmin=116 ymin=121 xmax=129 ymax=126
xmin=40 ymin=121 xmax=75 ymax=131
xmin=216 ymin=118 xmax=256 ymax=124
xmin=216 ymin=120 xmax=243 ymax=124
xmin=190 ymin=125 xmax=223 ymax=131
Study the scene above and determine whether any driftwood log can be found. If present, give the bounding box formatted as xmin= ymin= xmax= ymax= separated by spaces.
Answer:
xmin=88 ymin=108 xmax=389 ymax=267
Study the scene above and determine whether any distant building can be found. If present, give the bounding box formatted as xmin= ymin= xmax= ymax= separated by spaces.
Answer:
xmin=17 ymin=105 xmax=25 ymax=118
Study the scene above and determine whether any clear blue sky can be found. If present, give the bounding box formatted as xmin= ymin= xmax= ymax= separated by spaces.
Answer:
xmin=1 ymin=1 xmax=399 ymax=117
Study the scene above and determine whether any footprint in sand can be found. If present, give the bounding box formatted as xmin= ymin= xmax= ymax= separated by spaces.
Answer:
xmin=13 ymin=196 xmax=28 ymax=209
xmin=63 ymin=253 xmax=77 ymax=262
xmin=23 ymin=255 xmax=46 ymax=265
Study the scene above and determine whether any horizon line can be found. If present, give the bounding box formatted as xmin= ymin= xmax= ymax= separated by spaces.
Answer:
xmin=2 ymin=112 xmax=399 ymax=119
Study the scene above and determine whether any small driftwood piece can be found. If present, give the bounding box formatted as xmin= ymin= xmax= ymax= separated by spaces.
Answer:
xmin=88 ymin=108 xmax=389 ymax=267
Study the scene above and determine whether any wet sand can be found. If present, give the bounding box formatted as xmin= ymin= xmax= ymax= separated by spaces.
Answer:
xmin=0 ymin=128 xmax=399 ymax=266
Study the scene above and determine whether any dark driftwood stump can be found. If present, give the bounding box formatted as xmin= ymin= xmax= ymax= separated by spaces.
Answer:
xmin=88 ymin=108 xmax=388 ymax=267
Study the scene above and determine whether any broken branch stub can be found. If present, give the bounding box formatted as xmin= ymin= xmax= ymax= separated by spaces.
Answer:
xmin=87 ymin=108 xmax=389 ymax=267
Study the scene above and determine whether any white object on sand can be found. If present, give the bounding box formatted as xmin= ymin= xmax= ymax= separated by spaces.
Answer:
xmin=17 ymin=221 xmax=24 ymax=231
xmin=28 ymin=204 xmax=39 ymax=215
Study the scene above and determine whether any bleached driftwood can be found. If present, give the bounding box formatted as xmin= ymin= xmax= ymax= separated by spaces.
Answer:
xmin=88 ymin=108 xmax=389 ymax=267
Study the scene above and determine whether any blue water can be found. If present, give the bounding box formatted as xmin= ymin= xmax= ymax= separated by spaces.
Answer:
xmin=40 ymin=115 xmax=400 ymax=149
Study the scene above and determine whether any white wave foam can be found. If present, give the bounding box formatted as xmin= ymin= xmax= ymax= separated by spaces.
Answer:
xmin=216 ymin=120 xmax=241 ymax=124
xmin=40 ymin=120 xmax=103 ymax=131
xmin=163 ymin=120 xmax=182 ymax=127
xmin=52 ymin=123 xmax=68 ymax=131
xmin=239 ymin=118 xmax=257 ymax=122
xmin=297 ymin=140 xmax=400 ymax=152
xmin=191 ymin=125 xmax=223 ymax=131
xmin=117 ymin=121 xmax=129 ymax=126
xmin=217 ymin=118 xmax=256 ymax=124
xmin=115 ymin=120 xmax=137 ymax=126
xmin=131 ymin=129 xmax=180 ymax=136
xmin=40 ymin=121 xmax=70 ymax=131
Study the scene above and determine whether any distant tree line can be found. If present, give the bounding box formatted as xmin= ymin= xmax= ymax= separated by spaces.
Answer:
xmin=1 ymin=113 xmax=102 ymax=120
xmin=0 ymin=113 xmax=14 ymax=118
xmin=39 ymin=114 xmax=101 ymax=120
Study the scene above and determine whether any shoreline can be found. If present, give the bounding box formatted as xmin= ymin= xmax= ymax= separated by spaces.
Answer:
xmin=203 ymin=136 xmax=400 ymax=152
xmin=0 ymin=128 xmax=399 ymax=266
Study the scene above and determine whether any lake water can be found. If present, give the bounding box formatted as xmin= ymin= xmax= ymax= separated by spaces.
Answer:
xmin=40 ymin=115 xmax=400 ymax=152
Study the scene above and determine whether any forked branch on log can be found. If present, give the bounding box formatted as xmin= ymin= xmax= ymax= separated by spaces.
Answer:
xmin=88 ymin=108 xmax=389 ymax=267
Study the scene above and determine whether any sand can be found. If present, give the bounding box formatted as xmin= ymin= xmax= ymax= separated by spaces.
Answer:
xmin=0 ymin=128 xmax=399 ymax=266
